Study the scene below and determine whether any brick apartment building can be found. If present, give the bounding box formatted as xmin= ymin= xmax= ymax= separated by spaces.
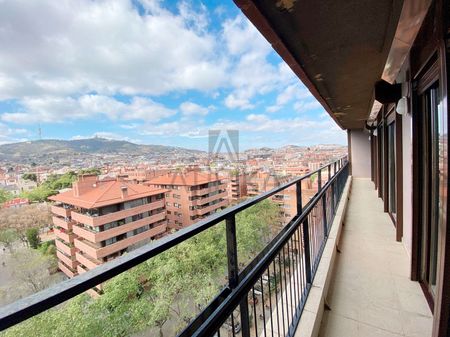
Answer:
xmin=49 ymin=175 xmax=167 ymax=280
xmin=146 ymin=172 xmax=228 ymax=230
xmin=225 ymin=172 xmax=247 ymax=202
xmin=246 ymin=171 xmax=320 ymax=226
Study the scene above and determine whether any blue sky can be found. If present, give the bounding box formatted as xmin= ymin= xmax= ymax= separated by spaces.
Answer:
xmin=0 ymin=0 xmax=346 ymax=150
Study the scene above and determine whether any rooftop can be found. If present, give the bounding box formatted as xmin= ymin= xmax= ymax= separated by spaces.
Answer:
xmin=49 ymin=176 xmax=166 ymax=209
xmin=147 ymin=171 xmax=222 ymax=186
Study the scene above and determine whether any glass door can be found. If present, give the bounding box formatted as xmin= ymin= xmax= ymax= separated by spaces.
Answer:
xmin=419 ymin=81 xmax=444 ymax=300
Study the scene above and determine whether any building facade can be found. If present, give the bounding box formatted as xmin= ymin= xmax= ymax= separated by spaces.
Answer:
xmin=49 ymin=175 xmax=167 ymax=281
xmin=225 ymin=172 xmax=247 ymax=202
xmin=146 ymin=172 xmax=228 ymax=230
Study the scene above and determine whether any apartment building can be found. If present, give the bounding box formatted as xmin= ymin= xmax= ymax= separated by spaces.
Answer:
xmin=225 ymin=171 xmax=247 ymax=202
xmin=49 ymin=175 xmax=167 ymax=280
xmin=122 ymin=168 xmax=170 ymax=183
xmin=146 ymin=171 xmax=228 ymax=230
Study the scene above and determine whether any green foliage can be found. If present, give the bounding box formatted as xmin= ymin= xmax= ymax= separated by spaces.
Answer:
xmin=21 ymin=169 xmax=101 ymax=202
xmin=1 ymin=200 xmax=280 ymax=337
xmin=0 ymin=228 xmax=18 ymax=252
xmin=26 ymin=228 xmax=41 ymax=249
xmin=38 ymin=240 xmax=56 ymax=256
xmin=79 ymin=168 xmax=102 ymax=176
xmin=0 ymin=189 xmax=13 ymax=203
xmin=22 ymin=173 xmax=37 ymax=182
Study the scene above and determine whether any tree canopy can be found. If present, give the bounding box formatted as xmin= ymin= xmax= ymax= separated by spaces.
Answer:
xmin=0 ymin=189 xmax=13 ymax=204
xmin=1 ymin=200 xmax=280 ymax=337
xmin=21 ymin=168 xmax=101 ymax=202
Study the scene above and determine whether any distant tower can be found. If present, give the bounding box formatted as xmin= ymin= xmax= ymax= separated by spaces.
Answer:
xmin=38 ymin=123 xmax=42 ymax=140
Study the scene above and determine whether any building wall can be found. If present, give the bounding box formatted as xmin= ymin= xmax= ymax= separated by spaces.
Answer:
xmin=349 ymin=129 xmax=371 ymax=178
xmin=402 ymin=112 xmax=413 ymax=257
xmin=52 ymin=193 xmax=167 ymax=278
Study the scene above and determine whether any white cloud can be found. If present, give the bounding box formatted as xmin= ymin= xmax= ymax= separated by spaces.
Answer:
xmin=0 ymin=122 xmax=30 ymax=144
xmin=179 ymin=101 xmax=209 ymax=116
xmin=224 ymin=94 xmax=255 ymax=110
xmin=136 ymin=113 xmax=345 ymax=145
xmin=0 ymin=0 xmax=227 ymax=99
xmin=266 ymin=84 xmax=315 ymax=113
xmin=1 ymin=95 xmax=176 ymax=123
xmin=0 ymin=0 xmax=341 ymax=147
xmin=294 ymin=100 xmax=322 ymax=112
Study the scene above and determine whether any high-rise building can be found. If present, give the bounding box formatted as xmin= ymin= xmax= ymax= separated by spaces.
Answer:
xmin=49 ymin=175 xmax=167 ymax=281
xmin=146 ymin=172 xmax=228 ymax=230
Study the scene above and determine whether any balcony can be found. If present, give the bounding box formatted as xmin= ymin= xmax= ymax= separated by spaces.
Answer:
xmin=3 ymin=158 xmax=430 ymax=337
xmin=50 ymin=205 xmax=71 ymax=218
xmin=54 ymin=228 xmax=75 ymax=244
xmin=56 ymin=250 xmax=79 ymax=270
xmin=190 ymin=199 xmax=228 ymax=216
xmin=52 ymin=216 xmax=73 ymax=230
xmin=318 ymin=178 xmax=432 ymax=337
xmin=57 ymin=261 xmax=77 ymax=278
xmin=75 ymin=252 xmax=102 ymax=270
xmin=55 ymin=239 xmax=76 ymax=256
xmin=71 ymin=200 xmax=165 ymax=227
xmin=72 ymin=211 xmax=166 ymax=243
xmin=190 ymin=191 xmax=228 ymax=206
xmin=75 ymin=223 xmax=168 ymax=260
xmin=190 ymin=183 xmax=227 ymax=197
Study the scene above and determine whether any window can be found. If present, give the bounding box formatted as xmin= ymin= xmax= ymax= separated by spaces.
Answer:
xmin=414 ymin=55 xmax=447 ymax=303
xmin=104 ymin=237 xmax=117 ymax=246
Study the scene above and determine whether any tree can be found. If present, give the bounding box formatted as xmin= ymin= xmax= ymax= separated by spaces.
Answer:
xmin=0 ymin=204 xmax=51 ymax=247
xmin=0 ymin=229 xmax=18 ymax=252
xmin=26 ymin=228 xmax=40 ymax=249
xmin=1 ymin=200 xmax=281 ymax=337
xmin=0 ymin=189 xmax=13 ymax=203
xmin=22 ymin=173 xmax=37 ymax=182
xmin=10 ymin=249 xmax=57 ymax=293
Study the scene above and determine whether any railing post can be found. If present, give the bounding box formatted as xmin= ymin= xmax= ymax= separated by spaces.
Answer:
xmin=328 ymin=164 xmax=331 ymax=181
xmin=296 ymin=180 xmax=302 ymax=216
xmin=226 ymin=215 xmax=238 ymax=288
xmin=297 ymin=179 xmax=312 ymax=283
xmin=334 ymin=161 xmax=337 ymax=176
xmin=226 ymin=215 xmax=250 ymax=337
xmin=322 ymin=193 xmax=328 ymax=236
xmin=318 ymin=169 xmax=322 ymax=191
xmin=302 ymin=218 xmax=312 ymax=284
xmin=331 ymin=180 xmax=335 ymax=215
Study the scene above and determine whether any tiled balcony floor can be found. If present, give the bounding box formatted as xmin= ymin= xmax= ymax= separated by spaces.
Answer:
xmin=318 ymin=178 xmax=433 ymax=337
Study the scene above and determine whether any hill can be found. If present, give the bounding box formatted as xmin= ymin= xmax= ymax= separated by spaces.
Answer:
xmin=0 ymin=138 xmax=203 ymax=164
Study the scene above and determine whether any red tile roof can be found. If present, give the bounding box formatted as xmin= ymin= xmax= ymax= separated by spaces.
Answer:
xmin=2 ymin=198 xmax=29 ymax=208
xmin=49 ymin=180 xmax=166 ymax=209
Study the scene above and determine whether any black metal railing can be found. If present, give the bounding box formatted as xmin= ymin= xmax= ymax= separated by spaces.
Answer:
xmin=0 ymin=157 xmax=349 ymax=337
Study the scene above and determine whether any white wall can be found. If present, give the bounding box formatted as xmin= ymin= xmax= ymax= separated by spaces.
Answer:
xmin=349 ymin=129 xmax=371 ymax=178
xmin=402 ymin=103 xmax=413 ymax=257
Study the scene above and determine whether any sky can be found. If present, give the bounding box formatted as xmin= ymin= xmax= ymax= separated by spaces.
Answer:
xmin=0 ymin=0 xmax=346 ymax=151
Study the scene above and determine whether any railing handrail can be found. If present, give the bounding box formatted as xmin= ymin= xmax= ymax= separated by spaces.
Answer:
xmin=0 ymin=156 xmax=347 ymax=332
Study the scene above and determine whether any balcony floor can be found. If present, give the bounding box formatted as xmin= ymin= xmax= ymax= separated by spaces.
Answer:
xmin=318 ymin=178 xmax=433 ymax=337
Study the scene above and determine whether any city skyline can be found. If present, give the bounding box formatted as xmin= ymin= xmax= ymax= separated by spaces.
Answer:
xmin=0 ymin=0 xmax=346 ymax=150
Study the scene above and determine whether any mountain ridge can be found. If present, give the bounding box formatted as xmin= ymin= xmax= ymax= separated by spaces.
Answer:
xmin=0 ymin=138 xmax=203 ymax=163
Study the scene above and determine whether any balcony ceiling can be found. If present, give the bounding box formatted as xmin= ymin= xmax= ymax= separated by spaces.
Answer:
xmin=235 ymin=0 xmax=404 ymax=129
